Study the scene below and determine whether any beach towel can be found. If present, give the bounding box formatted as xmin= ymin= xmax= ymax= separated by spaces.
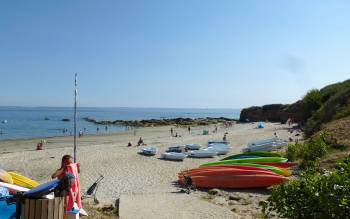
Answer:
xmin=65 ymin=163 xmax=82 ymax=211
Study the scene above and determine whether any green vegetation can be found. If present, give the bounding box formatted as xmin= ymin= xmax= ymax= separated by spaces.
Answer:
xmin=299 ymin=79 xmax=350 ymax=136
xmin=263 ymin=158 xmax=350 ymax=219
xmin=286 ymin=133 xmax=330 ymax=170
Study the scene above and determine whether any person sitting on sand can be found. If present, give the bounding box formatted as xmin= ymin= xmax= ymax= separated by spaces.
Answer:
xmin=127 ymin=142 xmax=132 ymax=147
xmin=137 ymin=137 xmax=145 ymax=146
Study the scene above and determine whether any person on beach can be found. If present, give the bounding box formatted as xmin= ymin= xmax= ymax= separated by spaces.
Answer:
xmin=51 ymin=155 xmax=80 ymax=179
xmin=127 ymin=142 xmax=132 ymax=147
xmin=97 ymin=127 xmax=99 ymax=133
xmin=79 ymin=130 xmax=83 ymax=137
xmin=188 ymin=126 xmax=191 ymax=134
xmin=170 ymin=128 xmax=174 ymax=137
xmin=137 ymin=137 xmax=145 ymax=146
xmin=51 ymin=155 xmax=85 ymax=214
xmin=105 ymin=126 xmax=108 ymax=132
xmin=223 ymin=133 xmax=227 ymax=142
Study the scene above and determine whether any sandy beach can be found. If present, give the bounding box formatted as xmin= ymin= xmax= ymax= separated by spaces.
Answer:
xmin=0 ymin=122 xmax=297 ymax=219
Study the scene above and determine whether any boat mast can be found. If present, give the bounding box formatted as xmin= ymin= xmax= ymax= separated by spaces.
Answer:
xmin=73 ymin=73 xmax=77 ymax=162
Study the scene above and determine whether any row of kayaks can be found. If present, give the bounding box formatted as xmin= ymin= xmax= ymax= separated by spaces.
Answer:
xmin=140 ymin=141 xmax=231 ymax=161
xmin=178 ymin=151 xmax=296 ymax=189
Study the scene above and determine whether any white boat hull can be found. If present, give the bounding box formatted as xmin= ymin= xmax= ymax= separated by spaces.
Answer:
xmin=161 ymin=152 xmax=186 ymax=161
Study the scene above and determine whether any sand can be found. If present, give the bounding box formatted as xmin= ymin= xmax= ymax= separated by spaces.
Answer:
xmin=0 ymin=122 xmax=298 ymax=219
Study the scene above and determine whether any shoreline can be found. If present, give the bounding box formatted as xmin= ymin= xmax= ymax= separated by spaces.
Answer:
xmin=0 ymin=122 xmax=298 ymax=218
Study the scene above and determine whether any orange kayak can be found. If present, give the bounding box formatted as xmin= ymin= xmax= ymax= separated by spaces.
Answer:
xmin=179 ymin=168 xmax=279 ymax=185
xmin=179 ymin=165 xmax=280 ymax=177
xmin=190 ymin=174 xmax=287 ymax=189
xmin=255 ymin=162 xmax=297 ymax=168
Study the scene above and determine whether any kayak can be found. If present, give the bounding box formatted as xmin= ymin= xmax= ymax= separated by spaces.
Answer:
xmin=190 ymin=174 xmax=287 ymax=189
xmin=0 ymin=169 xmax=13 ymax=184
xmin=0 ymin=181 xmax=29 ymax=193
xmin=255 ymin=162 xmax=298 ymax=168
xmin=180 ymin=165 xmax=277 ymax=175
xmin=200 ymin=162 xmax=291 ymax=176
xmin=24 ymin=179 xmax=61 ymax=198
xmin=178 ymin=168 xmax=278 ymax=185
xmin=202 ymin=157 xmax=288 ymax=166
xmin=8 ymin=172 xmax=40 ymax=189
xmin=221 ymin=152 xmax=281 ymax=160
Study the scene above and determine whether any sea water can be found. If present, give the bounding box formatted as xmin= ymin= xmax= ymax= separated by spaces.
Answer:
xmin=0 ymin=107 xmax=240 ymax=140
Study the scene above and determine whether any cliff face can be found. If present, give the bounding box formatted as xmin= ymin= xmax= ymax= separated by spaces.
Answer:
xmin=239 ymin=79 xmax=350 ymax=132
xmin=239 ymin=102 xmax=303 ymax=123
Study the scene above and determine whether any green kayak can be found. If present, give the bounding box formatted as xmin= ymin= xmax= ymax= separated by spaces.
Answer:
xmin=202 ymin=157 xmax=288 ymax=166
xmin=221 ymin=152 xmax=282 ymax=160
xmin=200 ymin=162 xmax=291 ymax=176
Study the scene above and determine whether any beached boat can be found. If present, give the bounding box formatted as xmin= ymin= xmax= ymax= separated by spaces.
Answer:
xmin=161 ymin=152 xmax=186 ymax=161
xmin=166 ymin=145 xmax=185 ymax=153
xmin=0 ymin=169 xmax=13 ymax=184
xmin=202 ymin=157 xmax=288 ymax=166
xmin=179 ymin=167 xmax=279 ymax=184
xmin=208 ymin=140 xmax=229 ymax=145
xmin=8 ymin=172 xmax=39 ymax=189
xmin=188 ymin=149 xmax=217 ymax=158
xmin=221 ymin=152 xmax=281 ymax=160
xmin=244 ymin=139 xmax=288 ymax=152
xmin=247 ymin=138 xmax=286 ymax=147
xmin=254 ymin=162 xmax=298 ymax=168
xmin=199 ymin=162 xmax=291 ymax=176
xmin=180 ymin=165 xmax=277 ymax=176
xmin=185 ymin=144 xmax=201 ymax=150
xmin=189 ymin=174 xmax=287 ymax=189
xmin=207 ymin=143 xmax=231 ymax=155
xmin=141 ymin=147 xmax=157 ymax=156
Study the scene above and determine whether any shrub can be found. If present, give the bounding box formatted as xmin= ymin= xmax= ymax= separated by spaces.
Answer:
xmin=264 ymin=159 xmax=350 ymax=219
xmin=286 ymin=133 xmax=329 ymax=170
xmin=301 ymin=89 xmax=322 ymax=122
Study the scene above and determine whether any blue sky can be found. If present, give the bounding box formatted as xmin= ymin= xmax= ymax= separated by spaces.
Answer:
xmin=0 ymin=0 xmax=349 ymax=108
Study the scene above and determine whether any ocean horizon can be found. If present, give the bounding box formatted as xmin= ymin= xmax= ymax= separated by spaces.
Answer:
xmin=0 ymin=106 xmax=240 ymax=140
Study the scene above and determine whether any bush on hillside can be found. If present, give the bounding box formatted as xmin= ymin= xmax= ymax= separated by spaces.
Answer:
xmin=263 ymin=158 xmax=350 ymax=219
xmin=286 ymin=133 xmax=329 ymax=170
xmin=304 ymin=86 xmax=350 ymax=136
xmin=301 ymin=89 xmax=322 ymax=121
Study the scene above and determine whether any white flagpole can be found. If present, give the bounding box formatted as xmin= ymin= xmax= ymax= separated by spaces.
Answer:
xmin=73 ymin=73 xmax=77 ymax=162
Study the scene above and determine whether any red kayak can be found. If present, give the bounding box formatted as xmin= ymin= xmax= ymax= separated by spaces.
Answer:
xmin=179 ymin=165 xmax=276 ymax=175
xmin=179 ymin=168 xmax=278 ymax=185
xmin=255 ymin=162 xmax=298 ymax=168
xmin=190 ymin=174 xmax=287 ymax=189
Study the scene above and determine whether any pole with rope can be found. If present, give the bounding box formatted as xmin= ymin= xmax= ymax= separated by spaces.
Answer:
xmin=73 ymin=73 xmax=77 ymax=162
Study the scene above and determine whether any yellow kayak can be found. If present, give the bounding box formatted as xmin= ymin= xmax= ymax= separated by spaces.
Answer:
xmin=0 ymin=169 xmax=13 ymax=184
xmin=8 ymin=172 xmax=39 ymax=189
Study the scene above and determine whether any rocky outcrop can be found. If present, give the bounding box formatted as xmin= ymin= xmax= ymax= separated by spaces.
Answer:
xmin=83 ymin=117 xmax=237 ymax=127
xmin=239 ymin=102 xmax=303 ymax=123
